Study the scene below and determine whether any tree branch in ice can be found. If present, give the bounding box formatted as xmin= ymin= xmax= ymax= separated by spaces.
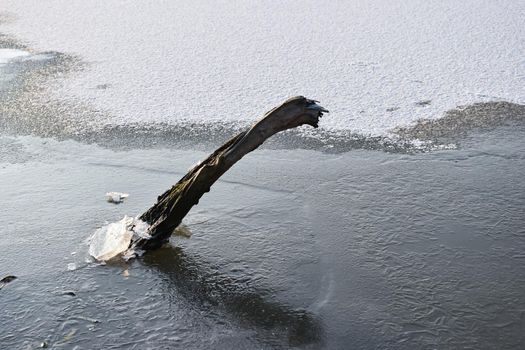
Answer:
xmin=132 ymin=96 xmax=328 ymax=251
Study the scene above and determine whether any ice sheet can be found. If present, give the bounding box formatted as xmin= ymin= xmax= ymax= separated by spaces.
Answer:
xmin=1 ymin=0 xmax=524 ymax=135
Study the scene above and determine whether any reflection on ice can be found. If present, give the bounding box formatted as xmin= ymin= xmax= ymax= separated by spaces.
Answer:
xmin=143 ymin=245 xmax=324 ymax=348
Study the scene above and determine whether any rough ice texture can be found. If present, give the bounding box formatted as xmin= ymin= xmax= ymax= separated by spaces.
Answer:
xmin=88 ymin=216 xmax=150 ymax=261
xmin=1 ymin=0 xmax=524 ymax=136
xmin=89 ymin=216 xmax=134 ymax=261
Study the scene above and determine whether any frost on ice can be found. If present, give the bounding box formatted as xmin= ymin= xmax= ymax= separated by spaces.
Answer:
xmin=88 ymin=216 xmax=150 ymax=261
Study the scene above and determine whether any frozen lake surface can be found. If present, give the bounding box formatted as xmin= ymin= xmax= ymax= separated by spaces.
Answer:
xmin=0 ymin=0 xmax=524 ymax=135
xmin=1 ymin=1 xmax=525 ymax=349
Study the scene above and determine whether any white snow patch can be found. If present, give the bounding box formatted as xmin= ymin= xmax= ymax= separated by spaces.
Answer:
xmin=1 ymin=1 xmax=524 ymax=135
xmin=0 ymin=48 xmax=30 ymax=65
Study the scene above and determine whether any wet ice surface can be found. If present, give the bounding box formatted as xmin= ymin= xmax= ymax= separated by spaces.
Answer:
xmin=1 ymin=0 xmax=524 ymax=135
xmin=1 ymin=127 xmax=524 ymax=349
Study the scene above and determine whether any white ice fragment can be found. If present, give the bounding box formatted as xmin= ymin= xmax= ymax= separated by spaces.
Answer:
xmin=89 ymin=216 xmax=134 ymax=261
xmin=131 ymin=219 xmax=151 ymax=239
xmin=105 ymin=191 xmax=129 ymax=204
xmin=89 ymin=216 xmax=150 ymax=261
xmin=67 ymin=263 xmax=77 ymax=271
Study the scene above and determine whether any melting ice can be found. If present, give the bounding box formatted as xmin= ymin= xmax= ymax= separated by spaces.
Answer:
xmin=88 ymin=216 xmax=150 ymax=261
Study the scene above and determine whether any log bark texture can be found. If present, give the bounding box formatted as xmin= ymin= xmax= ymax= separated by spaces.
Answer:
xmin=133 ymin=96 xmax=328 ymax=250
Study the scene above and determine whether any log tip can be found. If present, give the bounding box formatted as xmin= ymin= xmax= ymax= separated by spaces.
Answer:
xmin=305 ymin=99 xmax=329 ymax=114
xmin=281 ymin=96 xmax=329 ymax=128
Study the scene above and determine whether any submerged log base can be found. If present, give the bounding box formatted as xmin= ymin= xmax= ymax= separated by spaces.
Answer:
xmin=133 ymin=96 xmax=328 ymax=251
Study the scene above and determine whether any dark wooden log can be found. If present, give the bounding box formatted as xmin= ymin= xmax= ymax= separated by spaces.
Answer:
xmin=133 ymin=96 xmax=328 ymax=250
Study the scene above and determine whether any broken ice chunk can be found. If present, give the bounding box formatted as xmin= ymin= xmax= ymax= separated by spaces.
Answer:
xmin=89 ymin=216 xmax=150 ymax=261
xmin=89 ymin=216 xmax=134 ymax=261
xmin=105 ymin=192 xmax=129 ymax=204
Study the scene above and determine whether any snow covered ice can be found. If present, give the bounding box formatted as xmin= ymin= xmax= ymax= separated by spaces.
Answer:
xmin=1 ymin=0 xmax=523 ymax=136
